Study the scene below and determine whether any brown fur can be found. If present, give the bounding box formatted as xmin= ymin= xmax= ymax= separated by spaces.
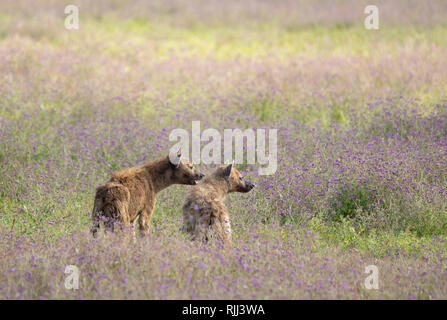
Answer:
xmin=182 ymin=164 xmax=255 ymax=245
xmin=91 ymin=154 xmax=204 ymax=237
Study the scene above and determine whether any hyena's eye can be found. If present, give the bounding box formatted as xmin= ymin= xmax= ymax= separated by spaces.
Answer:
xmin=239 ymin=176 xmax=243 ymax=181
xmin=188 ymin=165 xmax=193 ymax=170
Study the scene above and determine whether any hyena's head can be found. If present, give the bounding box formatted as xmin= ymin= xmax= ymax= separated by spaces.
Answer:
xmin=168 ymin=150 xmax=205 ymax=185
xmin=216 ymin=163 xmax=255 ymax=193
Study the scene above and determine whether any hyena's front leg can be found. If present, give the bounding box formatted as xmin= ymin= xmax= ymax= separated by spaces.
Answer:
xmin=91 ymin=200 xmax=102 ymax=238
xmin=138 ymin=202 xmax=155 ymax=237
xmin=222 ymin=219 xmax=233 ymax=246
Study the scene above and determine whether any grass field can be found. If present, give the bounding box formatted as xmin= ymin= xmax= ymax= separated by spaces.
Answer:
xmin=0 ymin=0 xmax=447 ymax=299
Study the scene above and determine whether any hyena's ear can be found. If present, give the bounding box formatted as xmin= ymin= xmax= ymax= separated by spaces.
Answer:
xmin=169 ymin=148 xmax=182 ymax=168
xmin=223 ymin=163 xmax=233 ymax=177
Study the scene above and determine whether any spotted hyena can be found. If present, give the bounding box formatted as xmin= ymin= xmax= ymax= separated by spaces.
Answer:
xmin=91 ymin=150 xmax=205 ymax=237
xmin=182 ymin=163 xmax=255 ymax=245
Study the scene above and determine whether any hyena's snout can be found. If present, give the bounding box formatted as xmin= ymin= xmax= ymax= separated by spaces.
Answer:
xmin=239 ymin=180 xmax=255 ymax=192
xmin=190 ymin=171 xmax=205 ymax=185
xmin=195 ymin=172 xmax=205 ymax=181
xmin=245 ymin=181 xmax=255 ymax=191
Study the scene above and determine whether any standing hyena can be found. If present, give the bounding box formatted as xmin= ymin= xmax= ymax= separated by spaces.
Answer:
xmin=182 ymin=163 xmax=255 ymax=245
xmin=91 ymin=150 xmax=205 ymax=237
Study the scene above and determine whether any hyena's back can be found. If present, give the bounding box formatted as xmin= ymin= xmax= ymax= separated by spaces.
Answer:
xmin=91 ymin=182 xmax=131 ymax=236
xmin=182 ymin=195 xmax=232 ymax=244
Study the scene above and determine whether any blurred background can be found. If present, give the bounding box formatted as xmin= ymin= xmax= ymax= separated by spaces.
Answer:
xmin=0 ymin=0 xmax=447 ymax=299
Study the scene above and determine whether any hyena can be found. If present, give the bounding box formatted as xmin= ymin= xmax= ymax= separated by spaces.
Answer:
xmin=91 ymin=150 xmax=204 ymax=237
xmin=182 ymin=163 xmax=255 ymax=245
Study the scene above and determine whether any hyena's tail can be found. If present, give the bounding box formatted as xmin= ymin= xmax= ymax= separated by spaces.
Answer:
xmin=91 ymin=182 xmax=130 ymax=237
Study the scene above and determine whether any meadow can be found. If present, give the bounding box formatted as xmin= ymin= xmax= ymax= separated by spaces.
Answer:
xmin=0 ymin=0 xmax=446 ymax=299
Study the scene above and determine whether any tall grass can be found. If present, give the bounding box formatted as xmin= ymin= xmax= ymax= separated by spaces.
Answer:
xmin=0 ymin=0 xmax=446 ymax=299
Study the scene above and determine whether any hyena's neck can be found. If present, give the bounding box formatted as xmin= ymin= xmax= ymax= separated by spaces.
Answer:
xmin=203 ymin=180 xmax=230 ymax=200
xmin=143 ymin=157 xmax=175 ymax=193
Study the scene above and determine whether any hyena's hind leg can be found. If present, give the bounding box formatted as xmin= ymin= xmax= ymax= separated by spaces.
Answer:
xmin=91 ymin=183 xmax=131 ymax=237
xmin=91 ymin=185 xmax=107 ymax=238
xmin=191 ymin=213 xmax=213 ymax=243
xmin=138 ymin=202 xmax=155 ymax=237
